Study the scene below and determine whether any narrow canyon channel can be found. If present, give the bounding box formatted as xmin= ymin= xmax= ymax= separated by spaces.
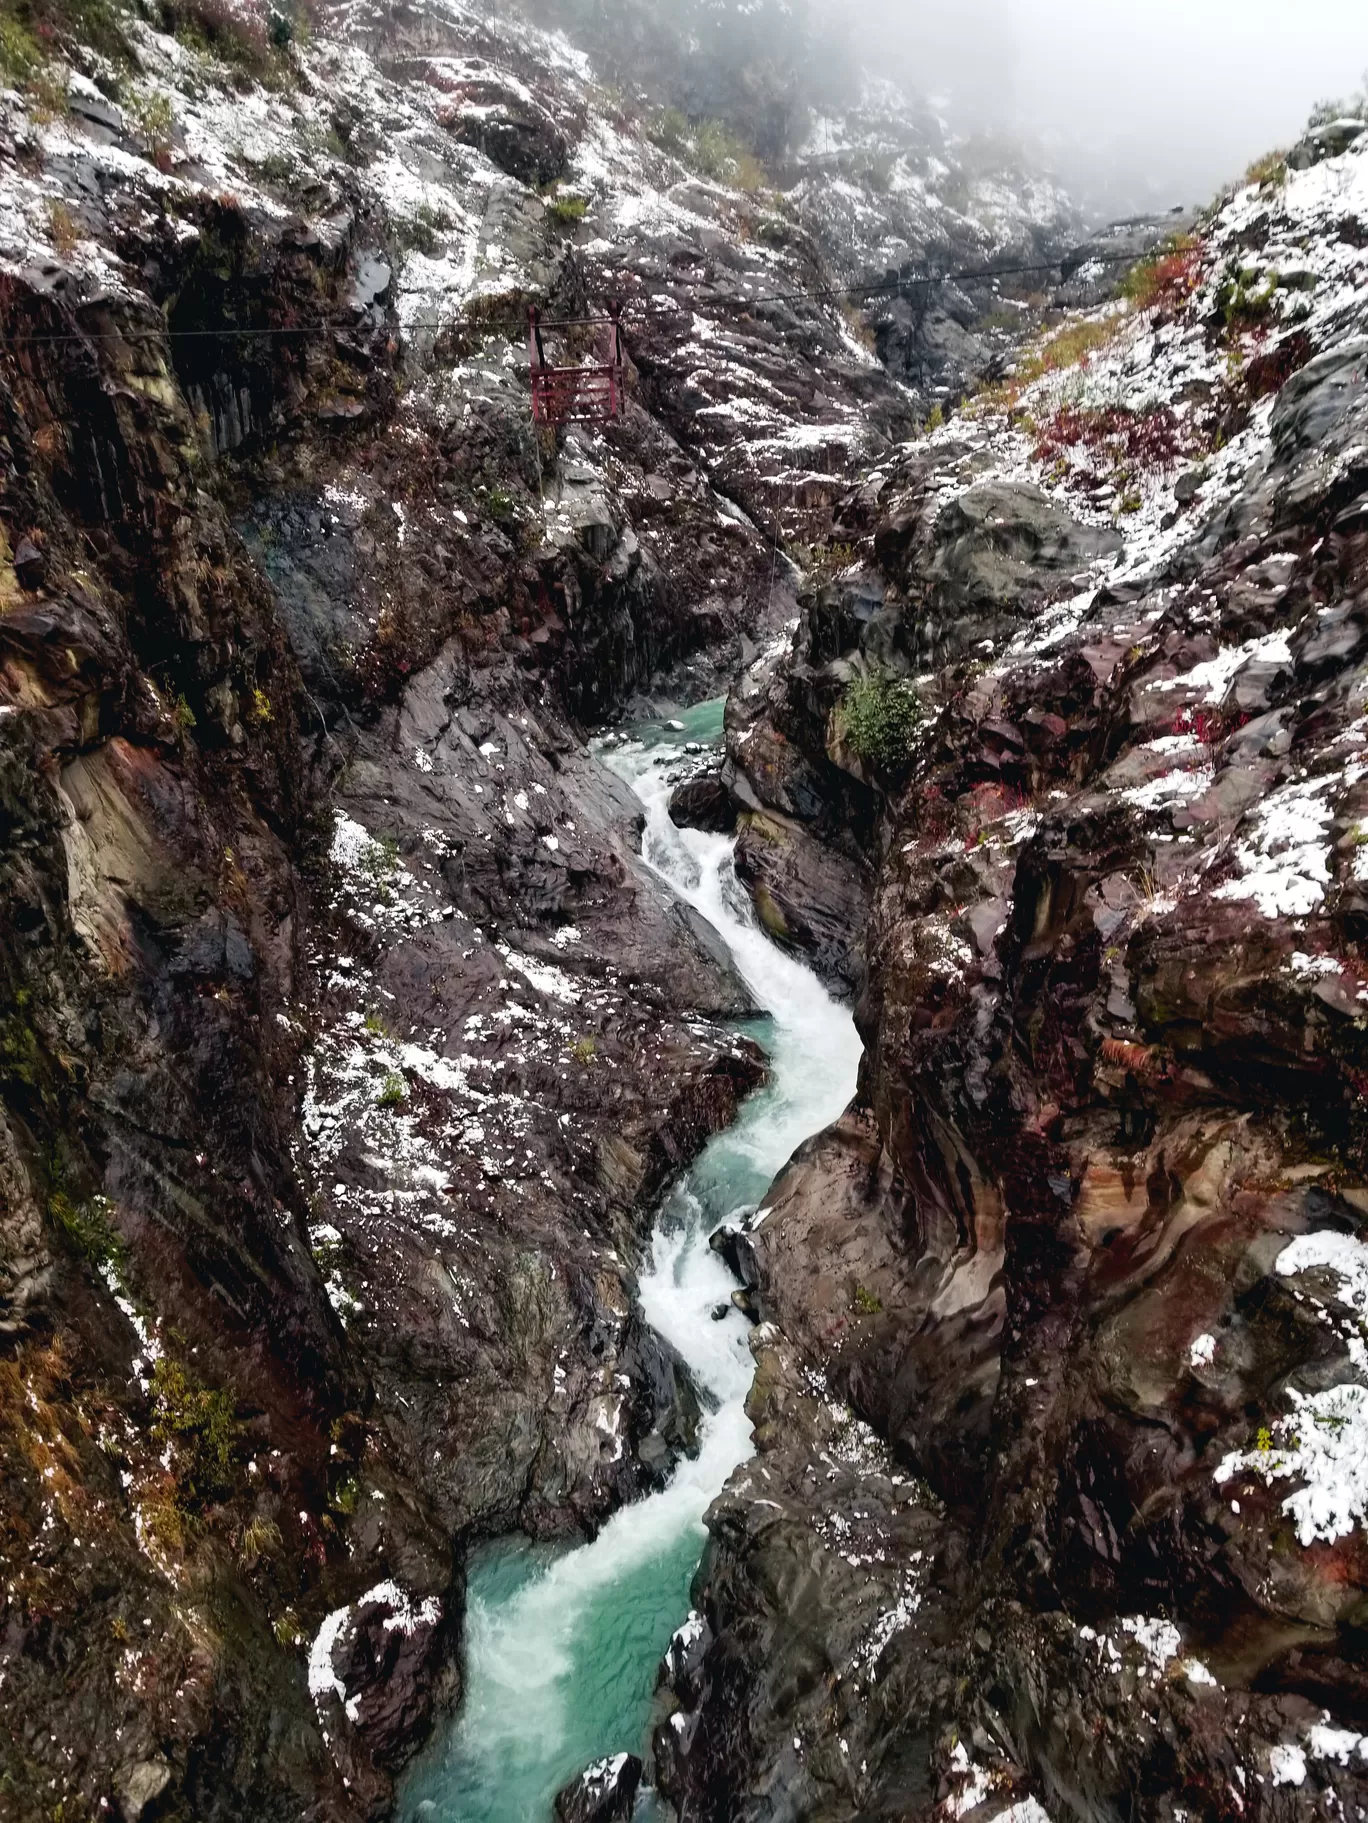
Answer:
xmin=399 ymin=700 xmax=864 ymax=1821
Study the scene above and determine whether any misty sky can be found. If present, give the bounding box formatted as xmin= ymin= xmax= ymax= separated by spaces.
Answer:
xmin=866 ymin=0 xmax=1368 ymax=214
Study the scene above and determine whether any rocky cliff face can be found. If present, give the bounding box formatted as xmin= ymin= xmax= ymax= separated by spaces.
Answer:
xmin=662 ymin=119 xmax=1368 ymax=1821
xmin=0 ymin=0 xmax=1093 ymax=1815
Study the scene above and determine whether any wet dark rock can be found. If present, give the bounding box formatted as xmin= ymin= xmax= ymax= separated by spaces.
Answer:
xmin=554 ymin=1752 xmax=642 ymax=1823
xmin=668 ymin=770 xmax=737 ymax=834
xmin=733 ymin=807 xmax=868 ymax=996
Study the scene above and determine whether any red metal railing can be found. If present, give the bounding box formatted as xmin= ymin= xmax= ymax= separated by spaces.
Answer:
xmin=528 ymin=304 xmax=625 ymax=427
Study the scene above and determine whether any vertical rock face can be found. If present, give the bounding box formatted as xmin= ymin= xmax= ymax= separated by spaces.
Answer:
xmin=0 ymin=0 xmax=1213 ymax=1816
xmin=667 ymin=131 xmax=1368 ymax=1823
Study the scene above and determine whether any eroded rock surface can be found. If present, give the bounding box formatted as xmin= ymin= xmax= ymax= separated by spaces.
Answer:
xmin=667 ymin=126 xmax=1368 ymax=1823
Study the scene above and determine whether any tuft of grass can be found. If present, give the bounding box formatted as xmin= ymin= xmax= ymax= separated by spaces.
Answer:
xmin=46 ymin=198 xmax=79 ymax=258
xmin=571 ymin=1035 xmax=596 ymax=1064
xmin=835 ymin=668 xmax=922 ymax=772
xmin=544 ymin=192 xmax=588 ymax=227
xmin=0 ymin=13 xmax=43 ymax=85
xmin=395 ymin=199 xmax=452 ymax=256
xmin=50 ymin=1190 xmax=124 ymax=1273
xmin=1215 ymin=262 xmax=1279 ymax=332
xmin=1015 ymin=314 xmax=1123 ymax=383
xmin=1245 ymin=149 xmax=1289 ymax=189
xmin=272 ymin=1607 xmax=304 ymax=1646
xmin=237 ymin=1513 xmax=282 ymax=1569
xmin=852 ymin=1284 xmax=883 ymax=1315
xmin=149 ymin=1357 xmax=240 ymax=1505
xmin=249 ymin=685 xmax=271 ymax=723
xmin=173 ymin=692 xmax=197 ymax=732
xmin=377 ymin=1071 xmax=406 ymax=1109
xmin=1120 ymin=234 xmax=1203 ymax=312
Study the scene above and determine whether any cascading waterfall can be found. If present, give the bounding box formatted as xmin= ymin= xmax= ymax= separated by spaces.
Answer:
xmin=401 ymin=701 xmax=863 ymax=1822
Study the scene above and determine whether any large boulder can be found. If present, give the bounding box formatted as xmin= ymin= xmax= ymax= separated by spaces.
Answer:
xmin=554 ymin=1753 xmax=641 ymax=1823
xmin=733 ymin=809 xmax=868 ymax=995
xmin=440 ymin=80 xmax=570 ymax=185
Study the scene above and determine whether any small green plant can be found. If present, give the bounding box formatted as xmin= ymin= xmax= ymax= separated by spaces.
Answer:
xmin=649 ymin=106 xmax=690 ymax=157
xmin=1245 ymin=150 xmax=1289 ymax=189
xmin=1215 ymin=262 xmax=1278 ymax=331
xmin=0 ymin=14 xmax=43 ymax=86
xmin=50 ymin=1190 xmax=124 ymax=1273
xmin=329 ymin=1475 xmax=360 ymax=1516
xmin=125 ymin=88 xmax=175 ymax=156
xmin=1016 ymin=315 xmax=1123 ymax=383
xmin=852 ymin=1284 xmax=883 ymax=1315
xmin=1256 ymin=1425 xmax=1274 ymax=1455
xmin=835 ymin=668 xmax=922 ymax=771
xmin=545 ymin=193 xmax=588 ymax=226
xmin=363 ymin=1010 xmax=390 ymax=1037
xmin=237 ymin=1513 xmax=282 ymax=1569
xmin=273 ymin=1607 xmax=305 ymax=1647
xmin=571 ymin=1036 xmax=597 ymax=1064
xmin=377 ymin=1071 xmax=406 ymax=1108
xmin=149 ymin=1357 xmax=240 ymax=1504
xmin=173 ymin=693 xmax=197 ymax=731
xmin=486 ymin=486 xmax=517 ymax=523
xmin=249 ymin=686 xmax=271 ymax=723
xmin=396 ymin=200 xmax=452 ymax=256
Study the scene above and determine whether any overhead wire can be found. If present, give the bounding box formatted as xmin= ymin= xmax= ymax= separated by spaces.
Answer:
xmin=0 ymin=246 xmax=1151 ymax=348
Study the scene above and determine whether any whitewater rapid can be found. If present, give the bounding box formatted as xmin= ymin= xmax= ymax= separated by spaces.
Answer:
xmin=401 ymin=705 xmax=862 ymax=1821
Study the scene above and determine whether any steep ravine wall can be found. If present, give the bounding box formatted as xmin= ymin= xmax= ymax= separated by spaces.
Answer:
xmin=662 ymin=117 xmax=1368 ymax=1823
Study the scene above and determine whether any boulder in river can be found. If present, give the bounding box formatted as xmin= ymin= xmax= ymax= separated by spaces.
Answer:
xmin=554 ymin=1752 xmax=642 ymax=1823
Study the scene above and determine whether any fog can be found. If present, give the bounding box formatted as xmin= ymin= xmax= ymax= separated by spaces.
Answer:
xmin=866 ymin=0 xmax=1368 ymax=217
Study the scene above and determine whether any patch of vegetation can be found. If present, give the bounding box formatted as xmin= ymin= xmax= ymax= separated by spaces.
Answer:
xmin=1015 ymin=314 xmax=1123 ymax=384
xmin=363 ymin=1010 xmax=391 ymax=1038
xmin=1120 ymin=234 xmax=1203 ymax=312
xmin=395 ymin=199 xmax=453 ymax=256
xmin=377 ymin=1071 xmax=406 ymax=1109
xmin=49 ymin=1190 xmax=124 ymax=1273
xmin=0 ymin=12 xmax=43 ymax=84
xmin=486 ymin=485 xmax=517 ymax=522
xmin=1215 ymin=261 xmax=1279 ymax=331
xmin=328 ymin=1475 xmax=360 ymax=1516
xmin=647 ymin=107 xmax=765 ymax=192
xmin=249 ymin=685 xmax=271 ymax=722
xmin=0 ymin=986 xmax=43 ymax=1090
xmin=161 ymin=0 xmax=313 ymax=86
xmin=272 ymin=1606 xmax=304 ymax=1646
xmin=571 ymin=1035 xmax=597 ymax=1064
xmin=45 ymin=198 xmax=78 ymax=254
xmin=790 ymin=539 xmax=857 ymax=580
xmin=149 ymin=1356 xmax=240 ymax=1505
xmin=544 ymin=192 xmax=588 ymax=227
xmin=237 ymin=1513 xmax=282 ymax=1569
xmin=852 ymin=1283 xmax=883 ymax=1315
xmin=835 ymin=668 xmax=922 ymax=772
xmin=1245 ymin=150 xmax=1289 ymax=189
xmin=124 ymin=86 xmax=175 ymax=159
xmin=173 ymin=692 xmax=197 ymax=731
